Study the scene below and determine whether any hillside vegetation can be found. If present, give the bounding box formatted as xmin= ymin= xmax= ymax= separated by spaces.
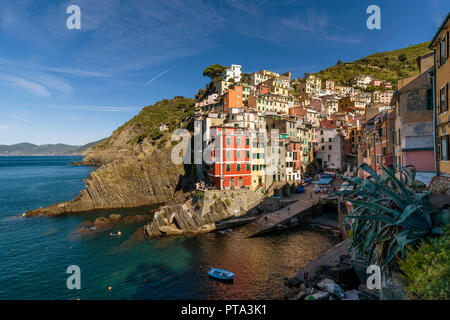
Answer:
xmin=311 ymin=42 xmax=432 ymax=89
xmin=95 ymin=96 xmax=195 ymax=149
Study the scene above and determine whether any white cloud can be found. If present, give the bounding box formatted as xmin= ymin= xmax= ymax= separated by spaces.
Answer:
xmin=54 ymin=106 xmax=140 ymax=112
xmin=0 ymin=124 xmax=16 ymax=130
xmin=0 ymin=74 xmax=51 ymax=97
xmin=0 ymin=111 xmax=31 ymax=123
xmin=145 ymin=67 xmax=176 ymax=86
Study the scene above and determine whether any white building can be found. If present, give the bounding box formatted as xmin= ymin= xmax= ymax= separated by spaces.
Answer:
xmin=351 ymin=75 xmax=374 ymax=89
xmin=315 ymin=120 xmax=346 ymax=171
xmin=223 ymin=64 xmax=242 ymax=83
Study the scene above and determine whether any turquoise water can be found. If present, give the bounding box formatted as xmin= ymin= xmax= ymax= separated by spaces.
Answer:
xmin=0 ymin=156 xmax=337 ymax=300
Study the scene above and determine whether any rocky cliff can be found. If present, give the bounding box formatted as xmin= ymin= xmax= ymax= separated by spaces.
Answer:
xmin=26 ymin=97 xmax=196 ymax=216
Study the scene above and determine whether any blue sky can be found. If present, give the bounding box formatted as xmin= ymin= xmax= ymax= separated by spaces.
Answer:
xmin=0 ymin=0 xmax=448 ymax=145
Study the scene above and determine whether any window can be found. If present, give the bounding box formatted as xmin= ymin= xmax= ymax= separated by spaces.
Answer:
xmin=236 ymin=151 xmax=241 ymax=159
xmin=321 ymin=146 xmax=325 ymax=150
xmin=328 ymin=138 xmax=332 ymax=142
xmin=426 ymin=88 xmax=433 ymax=110
xmin=246 ymin=164 xmax=250 ymax=171
xmin=246 ymin=151 xmax=250 ymax=158
xmin=321 ymin=138 xmax=324 ymax=142
xmin=237 ymin=138 xmax=241 ymax=145
xmin=329 ymin=145 xmax=332 ymax=150
xmin=237 ymin=164 xmax=241 ymax=171
xmin=440 ymin=35 xmax=447 ymax=66
xmin=226 ymin=164 xmax=231 ymax=171
xmin=226 ymin=137 xmax=231 ymax=145
xmin=441 ymin=135 xmax=449 ymax=161
xmin=226 ymin=151 xmax=230 ymax=159
xmin=440 ymin=84 xmax=448 ymax=113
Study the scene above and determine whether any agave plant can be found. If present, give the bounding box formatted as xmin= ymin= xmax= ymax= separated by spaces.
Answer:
xmin=338 ymin=164 xmax=445 ymax=272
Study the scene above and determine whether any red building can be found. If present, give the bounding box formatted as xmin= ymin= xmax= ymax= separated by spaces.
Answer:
xmin=208 ymin=127 xmax=252 ymax=189
xmin=256 ymin=83 xmax=270 ymax=95
xmin=287 ymin=141 xmax=302 ymax=171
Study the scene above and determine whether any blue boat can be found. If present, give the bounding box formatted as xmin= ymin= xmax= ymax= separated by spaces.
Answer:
xmin=208 ymin=268 xmax=235 ymax=281
xmin=295 ymin=186 xmax=305 ymax=193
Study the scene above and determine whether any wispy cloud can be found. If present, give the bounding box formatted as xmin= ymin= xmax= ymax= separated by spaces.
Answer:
xmin=0 ymin=111 xmax=31 ymax=123
xmin=0 ymin=74 xmax=51 ymax=97
xmin=0 ymin=124 xmax=16 ymax=131
xmin=0 ymin=0 xmax=360 ymax=76
xmin=53 ymin=106 xmax=140 ymax=112
xmin=145 ymin=67 xmax=176 ymax=86
xmin=248 ymin=0 xmax=268 ymax=15
xmin=40 ymin=67 xmax=110 ymax=78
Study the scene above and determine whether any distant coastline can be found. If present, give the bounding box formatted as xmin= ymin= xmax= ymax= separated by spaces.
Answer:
xmin=0 ymin=139 xmax=105 ymax=157
xmin=0 ymin=154 xmax=84 ymax=157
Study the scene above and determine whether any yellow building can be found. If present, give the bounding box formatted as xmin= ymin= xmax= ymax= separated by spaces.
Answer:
xmin=247 ymin=94 xmax=290 ymax=114
xmin=251 ymin=132 xmax=267 ymax=191
xmin=338 ymin=96 xmax=366 ymax=114
xmin=430 ymin=13 xmax=450 ymax=176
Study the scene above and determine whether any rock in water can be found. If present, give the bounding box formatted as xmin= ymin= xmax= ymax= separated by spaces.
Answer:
xmin=317 ymin=279 xmax=345 ymax=299
xmin=158 ymin=225 xmax=183 ymax=235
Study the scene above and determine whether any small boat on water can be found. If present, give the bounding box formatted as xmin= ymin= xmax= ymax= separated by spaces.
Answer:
xmin=208 ymin=268 xmax=235 ymax=281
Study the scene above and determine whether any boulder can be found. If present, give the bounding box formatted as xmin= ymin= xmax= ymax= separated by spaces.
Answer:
xmin=94 ymin=217 xmax=109 ymax=226
xmin=158 ymin=225 xmax=183 ymax=235
xmin=305 ymin=291 xmax=329 ymax=300
xmin=317 ymin=279 xmax=345 ymax=299
xmin=316 ymin=261 xmax=361 ymax=290
xmin=358 ymin=284 xmax=380 ymax=300
xmin=109 ymin=214 xmax=122 ymax=221
xmin=285 ymin=276 xmax=304 ymax=288
xmin=291 ymin=290 xmax=307 ymax=300
xmin=343 ymin=289 xmax=359 ymax=300
xmin=283 ymin=286 xmax=300 ymax=299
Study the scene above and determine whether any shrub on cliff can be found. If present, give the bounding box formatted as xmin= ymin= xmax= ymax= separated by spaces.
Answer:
xmin=398 ymin=226 xmax=450 ymax=300
xmin=95 ymin=97 xmax=194 ymax=149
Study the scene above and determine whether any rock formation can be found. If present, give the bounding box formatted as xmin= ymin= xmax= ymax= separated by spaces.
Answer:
xmin=144 ymin=199 xmax=233 ymax=238
xmin=26 ymin=97 xmax=196 ymax=216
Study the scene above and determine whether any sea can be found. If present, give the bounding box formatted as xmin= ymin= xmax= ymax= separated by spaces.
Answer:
xmin=0 ymin=156 xmax=337 ymax=300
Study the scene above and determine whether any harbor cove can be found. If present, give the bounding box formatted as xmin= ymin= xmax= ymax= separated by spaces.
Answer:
xmin=1 ymin=3 xmax=449 ymax=303
xmin=0 ymin=156 xmax=338 ymax=300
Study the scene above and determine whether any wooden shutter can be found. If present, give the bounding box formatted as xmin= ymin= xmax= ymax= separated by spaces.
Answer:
xmin=444 ymin=82 xmax=448 ymax=111
xmin=447 ymin=31 xmax=450 ymax=59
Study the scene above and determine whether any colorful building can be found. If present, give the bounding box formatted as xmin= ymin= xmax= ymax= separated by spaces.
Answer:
xmin=223 ymin=85 xmax=243 ymax=111
xmin=391 ymin=52 xmax=435 ymax=176
xmin=430 ymin=13 xmax=450 ymax=177
xmin=208 ymin=127 xmax=252 ymax=189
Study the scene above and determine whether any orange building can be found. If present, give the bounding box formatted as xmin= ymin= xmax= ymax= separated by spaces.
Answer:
xmin=223 ymin=85 xmax=243 ymax=112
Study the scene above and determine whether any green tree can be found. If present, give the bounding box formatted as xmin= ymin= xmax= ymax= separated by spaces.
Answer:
xmin=398 ymin=54 xmax=407 ymax=62
xmin=203 ymin=64 xmax=227 ymax=81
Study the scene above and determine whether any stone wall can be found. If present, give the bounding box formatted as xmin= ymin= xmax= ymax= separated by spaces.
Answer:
xmin=202 ymin=189 xmax=265 ymax=216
